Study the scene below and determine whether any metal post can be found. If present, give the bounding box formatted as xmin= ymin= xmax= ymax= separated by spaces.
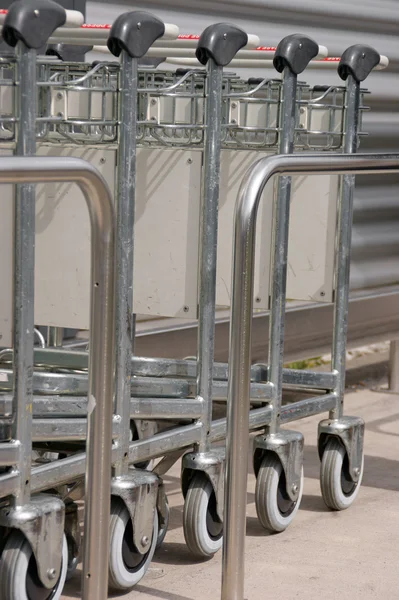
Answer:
xmin=197 ymin=59 xmax=223 ymax=451
xmin=388 ymin=340 xmax=399 ymax=392
xmin=79 ymin=158 xmax=115 ymax=600
xmin=113 ymin=50 xmax=138 ymax=477
xmin=221 ymin=194 xmax=255 ymax=600
xmin=331 ymin=73 xmax=360 ymax=418
xmin=222 ymin=34 xmax=320 ymax=598
xmin=11 ymin=42 xmax=37 ymax=506
xmin=47 ymin=326 xmax=64 ymax=347
xmin=268 ymin=67 xmax=297 ymax=434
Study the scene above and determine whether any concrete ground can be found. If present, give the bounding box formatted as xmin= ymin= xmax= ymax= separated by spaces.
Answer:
xmin=62 ymin=388 xmax=399 ymax=600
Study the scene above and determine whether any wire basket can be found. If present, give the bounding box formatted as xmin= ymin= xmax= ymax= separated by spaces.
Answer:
xmin=0 ymin=58 xmax=368 ymax=150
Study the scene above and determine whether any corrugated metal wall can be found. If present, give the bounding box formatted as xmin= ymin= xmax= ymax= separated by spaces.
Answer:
xmin=88 ymin=0 xmax=399 ymax=291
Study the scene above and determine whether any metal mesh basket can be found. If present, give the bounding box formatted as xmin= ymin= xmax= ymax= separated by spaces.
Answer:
xmin=0 ymin=59 xmax=368 ymax=150
xmin=0 ymin=58 xmax=119 ymax=143
xmin=222 ymin=79 xmax=368 ymax=151
xmin=137 ymin=68 xmax=207 ymax=146
xmin=0 ymin=57 xmax=17 ymax=141
xmin=40 ymin=60 xmax=119 ymax=143
xmin=222 ymin=77 xmax=283 ymax=149
xmin=134 ymin=71 xmax=368 ymax=151
xmin=296 ymin=85 xmax=368 ymax=150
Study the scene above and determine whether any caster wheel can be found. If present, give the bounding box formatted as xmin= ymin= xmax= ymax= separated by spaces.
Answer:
xmin=156 ymin=497 xmax=169 ymax=549
xmin=108 ymin=498 xmax=158 ymax=591
xmin=320 ymin=437 xmax=364 ymax=510
xmin=183 ymin=473 xmax=223 ymax=559
xmin=0 ymin=531 xmax=68 ymax=600
xmin=255 ymin=453 xmax=303 ymax=533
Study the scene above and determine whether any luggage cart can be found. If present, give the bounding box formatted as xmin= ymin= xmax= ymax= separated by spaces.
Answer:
xmin=0 ymin=2 xmax=362 ymax=514
xmin=0 ymin=6 xmax=269 ymax=591
xmin=0 ymin=6 xmax=386 ymax=597
xmin=221 ymin=46 xmax=389 ymax=600
xmin=0 ymin=3 xmax=116 ymax=599
xmin=0 ymin=3 xmax=180 ymax=596
xmin=0 ymin=12 xmax=280 ymax=565
xmin=31 ymin=30 xmax=346 ymax=557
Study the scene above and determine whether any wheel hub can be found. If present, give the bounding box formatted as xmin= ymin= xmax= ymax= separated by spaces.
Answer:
xmin=26 ymin=555 xmax=58 ymax=600
xmin=122 ymin=518 xmax=149 ymax=572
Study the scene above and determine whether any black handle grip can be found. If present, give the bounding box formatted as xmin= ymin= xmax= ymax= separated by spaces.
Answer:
xmin=273 ymin=34 xmax=319 ymax=75
xmin=312 ymin=85 xmax=330 ymax=92
xmin=338 ymin=44 xmax=380 ymax=83
xmin=247 ymin=77 xmax=264 ymax=85
xmin=46 ymin=43 xmax=93 ymax=61
xmin=196 ymin=23 xmax=248 ymax=66
xmin=3 ymin=0 xmax=66 ymax=50
xmin=107 ymin=11 xmax=165 ymax=58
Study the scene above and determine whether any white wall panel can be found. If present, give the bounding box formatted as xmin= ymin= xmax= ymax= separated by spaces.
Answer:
xmin=86 ymin=0 xmax=399 ymax=292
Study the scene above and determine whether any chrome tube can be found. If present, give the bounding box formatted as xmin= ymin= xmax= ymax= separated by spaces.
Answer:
xmin=34 ymin=328 xmax=46 ymax=349
xmin=47 ymin=327 xmax=64 ymax=347
xmin=211 ymin=393 xmax=337 ymax=443
xmin=223 ymin=151 xmax=399 ymax=600
xmin=268 ymin=68 xmax=297 ymax=435
xmin=331 ymin=74 xmax=360 ymax=418
xmin=113 ymin=51 xmax=138 ymax=477
xmin=197 ymin=60 xmax=224 ymax=451
xmin=27 ymin=395 xmax=204 ymax=421
xmin=12 ymin=43 xmax=37 ymax=506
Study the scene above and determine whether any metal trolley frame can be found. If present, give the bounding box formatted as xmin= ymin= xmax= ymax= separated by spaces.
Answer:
xmin=223 ymin=150 xmax=399 ymax=600
xmin=0 ymin=2 xmax=390 ymax=599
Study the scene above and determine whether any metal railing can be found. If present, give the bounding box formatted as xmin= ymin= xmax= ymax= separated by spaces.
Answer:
xmin=223 ymin=151 xmax=399 ymax=600
xmin=0 ymin=155 xmax=115 ymax=600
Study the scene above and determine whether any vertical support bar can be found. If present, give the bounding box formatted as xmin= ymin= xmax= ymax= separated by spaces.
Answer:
xmin=12 ymin=43 xmax=37 ymax=506
xmin=331 ymin=74 xmax=359 ymax=419
xmin=197 ymin=60 xmax=223 ymax=451
xmin=221 ymin=155 xmax=258 ymax=600
xmin=79 ymin=169 xmax=115 ymax=600
xmin=388 ymin=340 xmax=399 ymax=392
xmin=222 ymin=34 xmax=319 ymax=600
xmin=47 ymin=326 xmax=63 ymax=347
xmin=113 ymin=51 xmax=137 ymax=477
xmin=268 ymin=67 xmax=297 ymax=434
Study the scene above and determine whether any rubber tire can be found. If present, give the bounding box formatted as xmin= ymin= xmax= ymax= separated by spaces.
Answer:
xmin=255 ymin=453 xmax=304 ymax=533
xmin=183 ymin=473 xmax=223 ymax=559
xmin=320 ymin=437 xmax=364 ymax=511
xmin=108 ymin=498 xmax=158 ymax=591
xmin=0 ymin=531 xmax=68 ymax=600
xmin=65 ymin=535 xmax=79 ymax=582
xmin=156 ymin=499 xmax=169 ymax=549
xmin=65 ymin=555 xmax=79 ymax=582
